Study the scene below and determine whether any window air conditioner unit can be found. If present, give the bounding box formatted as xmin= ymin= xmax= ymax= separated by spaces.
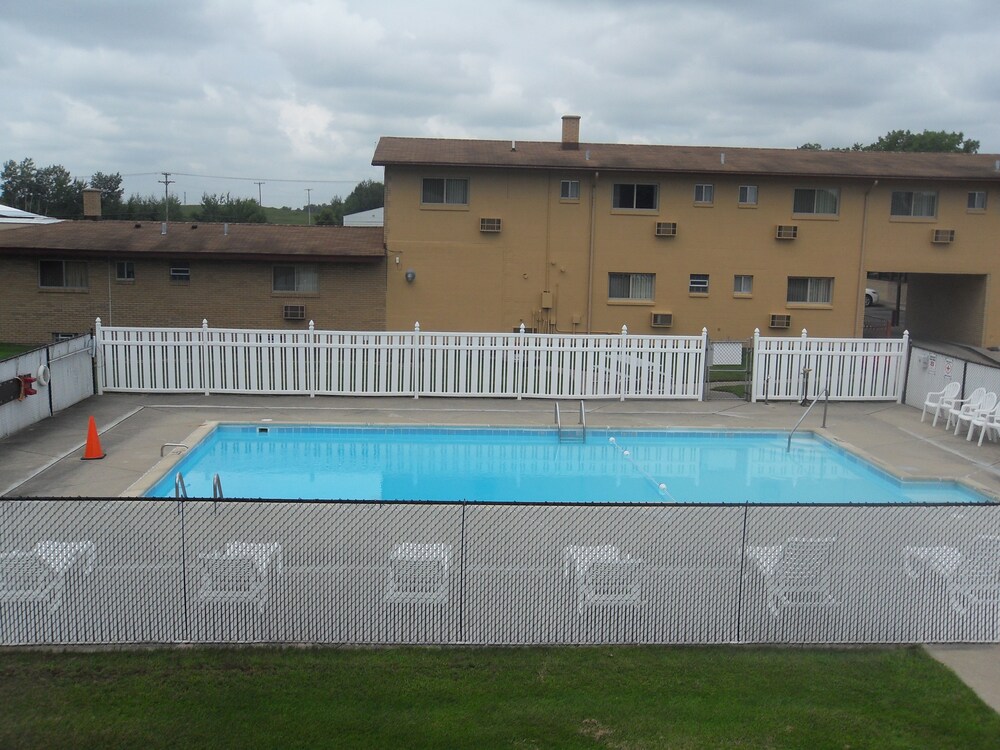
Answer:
xmin=775 ymin=225 xmax=798 ymax=240
xmin=480 ymin=217 xmax=502 ymax=233
xmin=283 ymin=304 xmax=306 ymax=320
xmin=650 ymin=312 xmax=673 ymax=328
xmin=655 ymin=222 xmax=677 ymax=237
xmin=932 ymin=228 xmax=955 ymax=244
xmin=769 ymin=314 xmax=791 ymax=329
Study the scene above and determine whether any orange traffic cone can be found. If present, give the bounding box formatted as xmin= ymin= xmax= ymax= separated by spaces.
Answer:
xmin=81 ymin=416 xmax=106 ymax=460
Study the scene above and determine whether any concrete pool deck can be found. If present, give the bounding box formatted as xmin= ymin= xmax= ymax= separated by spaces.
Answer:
xmin=4 ymin=391 xmax=1000 ymax=710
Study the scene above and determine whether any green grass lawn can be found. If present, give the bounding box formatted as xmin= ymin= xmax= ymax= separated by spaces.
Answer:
xmin=3 ymin=646 xmax=999 ymax=748
xmin=0 ymin=343 xmax=37 ymax=360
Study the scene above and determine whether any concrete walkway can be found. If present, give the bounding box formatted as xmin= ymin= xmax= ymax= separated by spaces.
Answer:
xmin=4 ymin=391 xmax=1000 ymax=710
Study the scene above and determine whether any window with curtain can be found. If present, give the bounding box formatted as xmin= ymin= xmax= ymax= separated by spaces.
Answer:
xmin=968 ymin=191 xmax=987 ymax=211
xmin=694 ymin=184 xmax=714 ymax=204
xmin=793 ymin=188 xmax=839 ymax=215
xmin=787 ymin=277 xmax=833 ymax=304
xmin=560 ymin=180 xmax=580 ymax=200
xmin=733 ymin=275 xmax=753 ymax=294
xmin=421 ymin=178 xmax=469 ymax=205
xmin=608 ymin=272 xmax=655 ymax=300
xmin=38 ymin=260 xmax=88 ymax=289
xmin=891 ymin=191 xmax=937 ymax=217
xmin=739 ymin=185 xmax=758 ymax=205
xmin=273 ymin=265 xmax=319 ymax=293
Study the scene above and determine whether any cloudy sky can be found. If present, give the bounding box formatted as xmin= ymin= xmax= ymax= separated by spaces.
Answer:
xmin=3 ymin=0 xmax=998 ymax=210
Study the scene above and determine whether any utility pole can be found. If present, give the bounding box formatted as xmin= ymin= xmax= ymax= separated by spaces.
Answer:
xmin=159 ymin=172 xmax=174 ymax=222
xmin=305 ymin=188 xmax=313 ymax=225
xmin=255 ymin=181 xmax=265 ymax=206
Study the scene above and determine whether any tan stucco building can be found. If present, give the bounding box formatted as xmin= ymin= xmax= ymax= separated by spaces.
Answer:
xmin=374 ymin=116 xmax=1000 ymax=345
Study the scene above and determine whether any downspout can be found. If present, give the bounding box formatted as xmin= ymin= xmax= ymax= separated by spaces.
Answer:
xmin=586 ymin=170 xmax=599 ymax=334
xmin=855 ymin=179 xmax=878 ymax=335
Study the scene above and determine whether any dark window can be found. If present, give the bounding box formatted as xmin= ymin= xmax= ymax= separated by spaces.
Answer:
xmin=612 ymin=183 xmax=658 ymax=210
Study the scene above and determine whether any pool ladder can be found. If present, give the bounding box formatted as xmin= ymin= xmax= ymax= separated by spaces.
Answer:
xmin=555 ymin=401 xmax=587 ymax=442
xmin=173 ymin=472 xmax=224 ymax=499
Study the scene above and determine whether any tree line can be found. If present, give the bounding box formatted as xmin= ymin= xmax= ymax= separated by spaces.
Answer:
xmin=0 ymin=158 xmax=384 ymax=225
xmin=798 ymin=129 xmax=980 ymax=153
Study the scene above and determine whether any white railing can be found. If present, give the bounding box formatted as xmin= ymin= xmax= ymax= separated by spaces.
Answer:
xmin=752 ymin=329 xmax=909 ymax=403
xmin=95 ymin=319 xmax=708 ymax=401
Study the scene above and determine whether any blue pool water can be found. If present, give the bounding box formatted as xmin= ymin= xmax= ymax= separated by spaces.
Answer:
xmin=147 ymin=425 xmax=989 ymax=504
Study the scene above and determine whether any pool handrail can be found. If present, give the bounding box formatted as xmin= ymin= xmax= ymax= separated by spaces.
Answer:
xmin=787 ymin=388 xmax=830 ymax=452
xmin=174 ymin=472 xmax=188 ymax=498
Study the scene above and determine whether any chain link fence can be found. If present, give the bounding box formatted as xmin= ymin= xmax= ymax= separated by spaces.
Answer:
xmin=2 ymin=498 xmax=999 ymax=646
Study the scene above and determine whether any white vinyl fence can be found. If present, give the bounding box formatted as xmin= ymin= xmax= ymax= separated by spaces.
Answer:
xmin=95 ymin=319 xmax=708 ymax=400
xmin=752 ymin=329 xmax=908 ymax=403
xmin=3 ymin=497 xmax=999 ymax=646
xmin=0 ymin=335 xmax=95 ymax=440
xmin=94 ymin=319 xmax=911 ymax=403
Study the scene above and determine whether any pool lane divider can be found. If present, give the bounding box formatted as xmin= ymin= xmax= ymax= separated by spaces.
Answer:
xmin=608 ymin=436 xmax=676 ymax=501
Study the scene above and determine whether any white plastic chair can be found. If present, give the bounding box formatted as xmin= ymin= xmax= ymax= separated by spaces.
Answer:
xmin=956 ymin=391 xmax=998 ymax=437
xmin=969 ymin=406 xmax=1000 ymax=446
xmin=921 ymin=381 xmax=962 ymax=427
xmin=945 ymin=387 xmax=986 ymax=431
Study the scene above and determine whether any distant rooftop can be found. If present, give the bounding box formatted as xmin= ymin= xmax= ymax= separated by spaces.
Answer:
xmin=343 ymin=207 xmax=384 ymax=227
xmin=0 ymin=203 xmax=62 ymax=226
xmin=0 ymin=220 xmax=385 ymax=262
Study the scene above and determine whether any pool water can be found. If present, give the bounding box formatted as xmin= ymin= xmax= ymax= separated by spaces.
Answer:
xmin=147 ymin=425 xmax=988 ymax=504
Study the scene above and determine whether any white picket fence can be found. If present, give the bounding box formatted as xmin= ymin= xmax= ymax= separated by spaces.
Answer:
xmin=94 ymin=320 xmax=909 ymax=402
xmin=752 ymin=329 xmax=909 ymax=403
xmin=95 ymin=320 xmax=708 ymax=400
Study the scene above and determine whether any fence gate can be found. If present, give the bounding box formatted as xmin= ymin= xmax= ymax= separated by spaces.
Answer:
xmin=706 ymin=339 xmax=751 ymax=401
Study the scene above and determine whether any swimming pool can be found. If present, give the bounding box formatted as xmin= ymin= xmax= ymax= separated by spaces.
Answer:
xmin=145 ymin=425 xmax=989 ymax=504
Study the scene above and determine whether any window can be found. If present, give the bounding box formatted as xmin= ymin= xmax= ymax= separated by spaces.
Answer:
xmin=39 ymin=260 xmax=88 ymax=289
xmin=694 ymin=184 xmax=714 ymax=204
xmin=169 ymin=262 xmax=190 ymax=281
xmin=608 ymin=272 xmax=655 ymax=301
xmin=968 ymin=191 xmax=987 ymax=211
xmin=421 ymin=177 xmax=469 ymax=205
xmin=560 ymin=180 xmax=580 ymax=200
xmin=612 ymin=183 xmax=658 ymax=210
xmin=890 ymin=191 xmax=937 ymax=217
xmin=733 ymin=275 xmax=753 ymax=294
xmin=115 ymin=261 xmax=135 ymax=281
xmin=793 ymin=188 xmax=839 ymax=215
xmin=787 ymin=277 xmax=833 ymax=304
xmin=739 ymin=185 xmax=758 ymax=206
xmin=689 ymin=274 xmax=709 ymax=294
xmin=273 ymin=265 xmax=318 ymax=293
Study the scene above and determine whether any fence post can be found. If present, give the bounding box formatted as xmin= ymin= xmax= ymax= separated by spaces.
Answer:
xmin=750 ymin=328 xmax=760 ymax=403
xmin=201 ymin=319 xmax=210 ymax=396
xmin=413 ymin=322 xmax=421 ymax=399
xmin=308 ymin=320 xmax=316 ymax=398
xmin=94 ymin=317 xmax=104 ymax=396
xmin=619 ymin=325 xmax=628 ymax=402
xmin=898 ymin=329 xmax=910 ymax=404
xmin=517 ymin=322 xmax=526 ymax=400
xmin=699 ymin=327 xmax=709 ymax=401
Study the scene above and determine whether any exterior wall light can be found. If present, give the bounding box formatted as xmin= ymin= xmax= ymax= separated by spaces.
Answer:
xmin=405 ymin=269 xmax=416 ymax=283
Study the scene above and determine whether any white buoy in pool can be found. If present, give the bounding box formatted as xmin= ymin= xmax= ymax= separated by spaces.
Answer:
xmin=623 ymin=450 xmax=630 ymax=456
xmin=609 ymin=437 xmax=616 ymax=444
xmin=659 ymin=483 xmax=667 ymax=491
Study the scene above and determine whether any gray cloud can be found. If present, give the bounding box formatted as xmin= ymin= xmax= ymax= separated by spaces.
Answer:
xmin=2 ymin=0 xmax=997 ymax=209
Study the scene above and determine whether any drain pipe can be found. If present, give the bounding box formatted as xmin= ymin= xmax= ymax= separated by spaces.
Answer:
xmin=585 ymin=171 xmax=598 ymax=333
xmin=855 ymin=179 xmax=878 ymax=335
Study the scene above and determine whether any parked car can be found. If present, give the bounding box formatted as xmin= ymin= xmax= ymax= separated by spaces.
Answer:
xmin=865 ymin=288 xmax=879 ymax=307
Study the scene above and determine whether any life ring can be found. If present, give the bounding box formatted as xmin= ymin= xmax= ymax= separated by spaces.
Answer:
xmin=36 ymin=364 xmax=51 ymax=387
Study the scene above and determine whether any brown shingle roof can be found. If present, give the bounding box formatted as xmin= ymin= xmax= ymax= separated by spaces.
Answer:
xmin=373 ymin=137 xmax=1000 ymax=181
xmin=0 ymin=221 xmax=385 ymax=262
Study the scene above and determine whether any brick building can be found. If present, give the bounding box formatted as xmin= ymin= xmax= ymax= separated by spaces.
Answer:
xmin=0 ymin=220 xmax=385 ymax=345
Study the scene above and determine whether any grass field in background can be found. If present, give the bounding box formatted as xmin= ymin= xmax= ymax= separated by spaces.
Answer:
xmin=3 ymin=646 xmax=999 ymax=748
xmin=0 ymin=343 xmax=36 ymax=359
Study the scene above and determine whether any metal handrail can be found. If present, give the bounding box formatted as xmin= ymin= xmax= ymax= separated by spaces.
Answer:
xmin=787 ymin=387 xmax=830 ymax=452
xmin=212 ymin=473 xmax=223 ymax=499
xmin=578 ymin=399 xmax=586 ymax=441
xmin=554 ymin=402 xmax=562 ymax=435
xmin=174 ymin=472 xmax=188 ymax=498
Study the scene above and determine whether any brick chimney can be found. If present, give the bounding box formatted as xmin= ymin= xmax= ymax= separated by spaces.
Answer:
xmin=561 ymin=115 xmax=581 ymax=150
xmin=82 ymin=188 xmax=102 ymax=219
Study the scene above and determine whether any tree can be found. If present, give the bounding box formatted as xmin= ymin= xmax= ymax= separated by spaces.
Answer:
xmin=122 ymin=194 xmax=185 ymax=222
xmin=192 ymin=193 xmax=267 ymax=223
xmin=315 ymin=197 xmax=345 ymax=226
xmin=798 ymin=129 xmax=980 ymax=153
xmin=343 ymin=179 xmax=384 ymax=216
xmin=1 ymin=158 xmax=85 ymax=218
